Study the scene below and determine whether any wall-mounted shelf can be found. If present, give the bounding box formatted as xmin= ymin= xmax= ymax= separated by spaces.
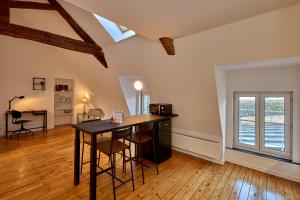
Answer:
xmin=54 ymin=78 xmax=74 ymax=126
xmin=33 ymin=77 xmax=46 ymax=91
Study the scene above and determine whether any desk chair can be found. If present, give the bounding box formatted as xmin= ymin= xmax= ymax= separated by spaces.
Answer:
xmin=96 ymin=127 xmax=135 ymax=200
xmin=11 ymin=110 xmax=33 ymax=139
xmin=80 ymin=109 xmax=103 ymax=123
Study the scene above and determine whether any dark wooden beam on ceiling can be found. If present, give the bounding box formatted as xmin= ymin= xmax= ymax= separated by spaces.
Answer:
xmin=0 ymin=0 xmax=10 ymax=23
xmin=0 ymin=23 xmax=103 ymax=55
xmin=159 ymin=37 xmax=175 ymax=55
xmin=48 ymin=0 xmax=107 ymax=67
xmin=9 ymin=1 xmax=55 ymax=10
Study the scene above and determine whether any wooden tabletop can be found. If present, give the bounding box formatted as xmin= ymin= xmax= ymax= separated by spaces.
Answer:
xmin=72 ymin=114 xmax=177 ymax=134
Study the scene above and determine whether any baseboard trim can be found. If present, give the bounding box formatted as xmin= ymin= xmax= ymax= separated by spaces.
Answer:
xmin=172 ymin=146 xmax=224 ymax=165
xmin=226 ymin=149 xmax=300 ymax=183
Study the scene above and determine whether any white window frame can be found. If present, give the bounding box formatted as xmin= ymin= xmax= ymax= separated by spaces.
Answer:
xmin=234 ymin=92 xmax=292 ymax=159
xmin=259 ymin=93 xmax=291 ymax=158
xmin=234 ymin=92 xmax=260 ymax=151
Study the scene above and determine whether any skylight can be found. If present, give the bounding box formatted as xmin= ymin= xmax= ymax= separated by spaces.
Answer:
xmin=93 ymin=14 xmax=136 ymax=43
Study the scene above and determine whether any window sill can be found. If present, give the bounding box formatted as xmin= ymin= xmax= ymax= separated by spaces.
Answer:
xmin=227 ymin=147 xmax=299 ymax=165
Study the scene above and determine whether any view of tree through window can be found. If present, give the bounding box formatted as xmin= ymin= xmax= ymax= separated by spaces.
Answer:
xmin=234 ymin=92 xmax=291 ymax=158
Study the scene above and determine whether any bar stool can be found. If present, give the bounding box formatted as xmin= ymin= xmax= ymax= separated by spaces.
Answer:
xmin=96 ymin=127 xmax=135 ymax=200
xmin=124 ymin=124 xmax=158 ymax=184
xmin=80 ymin=132 xmax=110 ymax=173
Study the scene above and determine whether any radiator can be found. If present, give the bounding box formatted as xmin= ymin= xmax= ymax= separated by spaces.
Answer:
xmin=172 ymin=132 xmax=221 ymax=160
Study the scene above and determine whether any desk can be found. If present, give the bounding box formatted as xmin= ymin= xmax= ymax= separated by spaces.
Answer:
xmin=5 ymin=110 xmax=47 ymax=138
xmin=72 ymin=114 xmax=177 ymax=200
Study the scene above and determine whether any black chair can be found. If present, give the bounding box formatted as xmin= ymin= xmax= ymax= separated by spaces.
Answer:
xmin=11 ymin=110 xmax=33 ymax=139
xmin=124 ymin=123 xmax=158 ymax=184
xmin=96 ymin=127 xmax=135 ymax=200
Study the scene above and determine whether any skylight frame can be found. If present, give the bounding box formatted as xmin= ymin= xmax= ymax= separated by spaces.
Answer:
xmin=93 ymin=14 xmax=136 ymax=43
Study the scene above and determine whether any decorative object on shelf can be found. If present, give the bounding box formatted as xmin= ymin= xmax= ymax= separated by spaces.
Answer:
xmin=55 ymin=84 xmax=69 ymax=91
xmin=33 ymin=77 xmax=46 ymax=91
xmin=82 ymin=98 xmax=88 ymax=114
xmin=8 ymin=96 xmax=25 ymax=110
xmin=133 ymin=80 xmax=143 ymax=115
xmin=65 ymin=97 xmax=72 ymax=103
xmin=64 ymin=109 xmax=72 ymax=114
xmin=111 ymin=111 xmax=125 ymax=124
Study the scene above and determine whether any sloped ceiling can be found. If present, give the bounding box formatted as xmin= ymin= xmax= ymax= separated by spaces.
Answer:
xmin=65 ymin=0 xmax=300 ymax=41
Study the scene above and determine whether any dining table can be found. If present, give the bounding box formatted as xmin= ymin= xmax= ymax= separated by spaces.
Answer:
xmin=71 ymin=114 xmax=177 ymax=200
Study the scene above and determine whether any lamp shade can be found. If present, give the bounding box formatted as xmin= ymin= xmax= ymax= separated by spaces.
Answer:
xmin=133 ymin=80 xmax=143 ymax=91
xmin=82 ymin=98 xmax=88 ymax=103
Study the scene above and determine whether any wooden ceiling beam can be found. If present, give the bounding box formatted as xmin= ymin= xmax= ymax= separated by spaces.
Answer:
xmin=9 ymin=1 xmax=55 ymax=10
xmin=48 ymin=0 xmax=107 ymax=67
xmin=159 ymin=37 xmax=175 ymax=55
xmin=0 ymin=0 xmax=10 ymax=23
xmin=0 ymin=23 xmax=102 ymax=55
xmin=48 ymin=0 xmax=93 ymax=43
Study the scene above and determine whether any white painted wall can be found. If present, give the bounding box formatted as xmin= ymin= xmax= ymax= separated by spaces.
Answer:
xmin=118 ymin=76 xmax=150 ymax=115
xmin=1 ymin=0 xmax=300 ymax=175
xmin=225 ymin=65 xmax=300 ymax=163
xmin=0 ymin=2 xmax=135 ymax=136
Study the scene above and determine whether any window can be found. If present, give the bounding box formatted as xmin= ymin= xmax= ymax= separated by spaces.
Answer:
xmin=93 ymin=14 xmax=136 ymax=42
xmin=142 ymin=93 xmax=150 ymax=114
xmin=234 ymin=92 xmax=292 ymax=159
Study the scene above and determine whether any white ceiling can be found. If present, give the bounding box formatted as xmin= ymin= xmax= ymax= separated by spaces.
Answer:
xmin=65 ymin=0 xmax=300 ymax=41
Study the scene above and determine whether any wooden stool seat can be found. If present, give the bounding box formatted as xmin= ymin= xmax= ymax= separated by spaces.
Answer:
xmin=97 ymin=140 xmax=129 ymax=155
xmin=127 ymin=131 xmax=152 ymax=144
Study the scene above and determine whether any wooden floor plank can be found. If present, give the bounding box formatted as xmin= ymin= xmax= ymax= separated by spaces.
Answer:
xmin=170 ymin=161 xmax=214 ymax=200
xmin=257 ymin=171 xmax=268 ymax=200
xmin=219 ymin=164 xmax=241 ymax=199
xmin=248 ymin=170 xmax=260 ymax=200
xmin=238 ymin=168 xmax=254 ymax=200
xmin=283 ymin=178 xmax=296 ymax=200
xmin=275 ymin=177 xmax=286 ymax=200
xmin=0 ymin=126 xmax=298 ymax=200
xmin=229 ymin=166 xmax=248 ymax=199
xmin=267 ymin=174 xmax=277 ymax=200
xmin=209 ymin=162 xmax=235 ymax=200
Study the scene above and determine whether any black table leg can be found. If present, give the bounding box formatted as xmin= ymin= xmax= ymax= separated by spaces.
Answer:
xmin=5 ymin=113 xmax=8 ymax=139
xmin=74 ymin=129 xmax=80 ymax=185
xmin=44 ymin=111 xmax=48 ymax=132
xmin=90 ymin=134 xmax=97 ymax=200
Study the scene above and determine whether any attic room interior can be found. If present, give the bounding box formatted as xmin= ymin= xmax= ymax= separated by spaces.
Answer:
xmin=1 ymin=0 xmax=300 ymax=199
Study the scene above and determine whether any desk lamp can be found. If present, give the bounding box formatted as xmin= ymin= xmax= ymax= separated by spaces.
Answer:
xmin=9 ymin=96 xmax=25 ymax=110
xmin=82 ymin=98 xmax=88 ymax=114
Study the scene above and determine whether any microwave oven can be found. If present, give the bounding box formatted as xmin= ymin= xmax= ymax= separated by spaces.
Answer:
xmin=149 ymin=103 xmax=172 ymax=116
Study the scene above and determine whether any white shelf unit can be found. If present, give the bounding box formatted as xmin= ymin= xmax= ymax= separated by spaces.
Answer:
xmin=54 ymin=78 xmax=74 ymax=126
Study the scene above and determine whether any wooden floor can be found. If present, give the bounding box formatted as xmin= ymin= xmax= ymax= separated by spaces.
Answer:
xmin=0 ymin=126 xmax=299 ymax=200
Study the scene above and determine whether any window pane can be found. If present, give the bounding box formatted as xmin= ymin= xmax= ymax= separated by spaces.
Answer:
xmin=142 ymin=94 xmax=150 ymax=114
xmin=238 ymin=97 xmax=256 ymax=146
xmin=264 ymin=97 xmax=285 ymax=152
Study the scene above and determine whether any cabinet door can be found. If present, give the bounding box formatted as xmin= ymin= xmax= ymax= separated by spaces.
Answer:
xmin=159 ymin=119 xmax=172 ymax=148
